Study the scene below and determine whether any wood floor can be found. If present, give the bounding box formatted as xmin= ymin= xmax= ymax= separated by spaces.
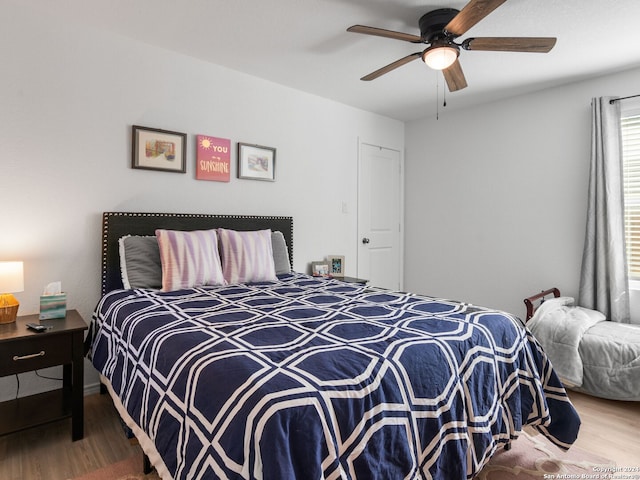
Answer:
xmin=567 ymin=390 xmax=640 ymax=467
xmin=0 ymin=390 xmax=638 ymax=480
xmin=0 ymin=393 xmax=144 ymax=480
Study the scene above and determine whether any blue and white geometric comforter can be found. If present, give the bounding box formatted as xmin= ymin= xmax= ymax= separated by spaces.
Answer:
xmin=90 ymin=273 xmax=581 ymax=480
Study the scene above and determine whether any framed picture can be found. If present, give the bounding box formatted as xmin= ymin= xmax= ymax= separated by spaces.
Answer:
xmin=196 ymin=135 xmax=231 ymax=182
xmin=311 ymin=261 xmax=330 ymax=277
xmin=328 ymin=255 xmax=345 ymax=277
xmin=238 ymin=143 xmax=276 ymax=181
xmin=132 ymin=125 xmax=187 ymax=173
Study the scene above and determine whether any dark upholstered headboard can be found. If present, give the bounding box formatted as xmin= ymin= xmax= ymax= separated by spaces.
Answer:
xmin=101 ymin=212 xmax=293 ymax=295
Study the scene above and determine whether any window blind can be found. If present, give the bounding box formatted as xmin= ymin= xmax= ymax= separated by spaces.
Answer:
xmin=622 ymin=113 xmax=640 ymax=280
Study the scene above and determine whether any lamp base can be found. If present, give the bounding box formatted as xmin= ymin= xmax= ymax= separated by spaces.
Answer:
xmin=0 ymin=293 xmax=19 ymax=324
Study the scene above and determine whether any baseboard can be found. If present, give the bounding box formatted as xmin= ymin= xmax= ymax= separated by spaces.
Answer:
xmin=84 ymin=381 xmax=102 ymax=396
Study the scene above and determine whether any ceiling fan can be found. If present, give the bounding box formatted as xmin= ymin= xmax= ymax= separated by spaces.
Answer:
xmin=347 ymin=0 xmax=556 ymax=92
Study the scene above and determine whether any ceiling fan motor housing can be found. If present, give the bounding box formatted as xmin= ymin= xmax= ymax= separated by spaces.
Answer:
xmin=419 ymin=8 xmax=460 ymax=43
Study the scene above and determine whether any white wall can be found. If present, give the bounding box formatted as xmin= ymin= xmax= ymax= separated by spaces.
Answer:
xmin=0 ymin=3 xmax=404 ymax=400
xmin=405 ymin=66 xmax=640 ymax=319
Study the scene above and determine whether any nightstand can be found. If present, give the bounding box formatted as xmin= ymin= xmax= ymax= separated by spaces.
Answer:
xmin=0 ymin=310 xmax=87 ymax=441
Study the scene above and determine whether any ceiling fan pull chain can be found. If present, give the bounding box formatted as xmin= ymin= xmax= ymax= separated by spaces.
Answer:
xmin=436 ymin=74 xmax=440 ymax=120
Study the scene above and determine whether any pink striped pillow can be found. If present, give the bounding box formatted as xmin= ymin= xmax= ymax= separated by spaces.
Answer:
xmin=218 ymin=228 xmax=277 ymax=284
xmin=155 ymin=229 xmax=225 ymax=291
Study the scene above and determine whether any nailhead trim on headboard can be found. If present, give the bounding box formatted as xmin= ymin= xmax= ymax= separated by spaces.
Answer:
xmin=101 ymin=212 xmax=294 ymax=295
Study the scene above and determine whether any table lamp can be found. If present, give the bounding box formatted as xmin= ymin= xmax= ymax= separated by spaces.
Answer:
xmin=0 ymin=261 xmax=24 ymax=324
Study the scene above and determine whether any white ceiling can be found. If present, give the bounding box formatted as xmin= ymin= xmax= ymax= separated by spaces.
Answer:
xmin=22 ymin=0 xmax=640 ymax=121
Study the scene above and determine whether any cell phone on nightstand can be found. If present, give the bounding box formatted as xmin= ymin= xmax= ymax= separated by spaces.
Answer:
xmin=26 ymin=323 xmax=50 ymax=332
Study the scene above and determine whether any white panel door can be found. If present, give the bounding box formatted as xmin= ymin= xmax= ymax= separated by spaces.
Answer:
xmin=357 ymin=143 xmax=402 ymax=290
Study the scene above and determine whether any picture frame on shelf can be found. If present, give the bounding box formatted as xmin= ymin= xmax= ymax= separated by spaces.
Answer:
xmin=132 ymin=125 xmax=187 ymax=173
xmin=237 ymin=142 xmax=276 ymax=181
xmin=311 ymin=261 xmax=330 ymax=277
xmin=328 ymin=255 xmax=345 ymax=277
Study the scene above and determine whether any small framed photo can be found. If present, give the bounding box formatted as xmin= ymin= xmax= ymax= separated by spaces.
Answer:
xmin=238 ymin=143 xmax=276 ymax=181
xmin=132 ymin=125 xmax=187 ymax=173
xmin=311 ymin=261 xmax=330 ymax=277
xmin=328 ymin=256 xmax=345 ymax=277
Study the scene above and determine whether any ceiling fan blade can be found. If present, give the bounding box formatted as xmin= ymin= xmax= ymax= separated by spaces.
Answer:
xmin=347 ymin=25 xmax=423 ymax=43
xmin=360 ymin=52 xmax=422 ymax=81
xmin=445 ymin=0 xmax=507 ymax=36
xmin=464 ymin=37 xmax=557 ymax=53
xmin=442 ymin=59 xmax=468 ymax=92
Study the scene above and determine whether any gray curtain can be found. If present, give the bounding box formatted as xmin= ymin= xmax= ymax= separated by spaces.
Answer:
xmin=578 ymin=96 xmax=630 ymax=322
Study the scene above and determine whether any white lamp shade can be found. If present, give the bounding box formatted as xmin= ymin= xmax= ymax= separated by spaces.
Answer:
xmin=0 ymin=261 xmax=24 ymax=293
xmin=422 ymin=46 xmax=458 ymax=70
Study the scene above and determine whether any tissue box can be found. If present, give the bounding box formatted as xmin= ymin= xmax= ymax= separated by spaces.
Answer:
xmin=39 ymin=293 xmax=67 ymax=319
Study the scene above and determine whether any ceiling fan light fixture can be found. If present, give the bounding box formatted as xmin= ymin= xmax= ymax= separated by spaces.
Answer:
xmin=422 ymin=45 xmax=459 ymax=70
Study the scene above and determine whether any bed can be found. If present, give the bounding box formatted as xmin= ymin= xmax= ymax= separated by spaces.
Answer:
xmin=89 ymin=212 xmax=581 ymax=480
xmin=524 ymin=288 xmax=640 ymax=401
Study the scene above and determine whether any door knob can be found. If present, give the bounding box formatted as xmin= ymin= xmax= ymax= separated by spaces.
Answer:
xmin=362 ymin=237 xmax=370 ymax=244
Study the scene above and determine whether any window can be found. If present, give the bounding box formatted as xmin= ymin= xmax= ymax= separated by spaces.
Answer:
xmin=621 ymin=110 xmax=640 ymax=281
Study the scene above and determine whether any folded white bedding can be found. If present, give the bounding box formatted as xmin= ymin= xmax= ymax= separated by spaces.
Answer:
xmin=580 ymin=321 xmax=640 ymax=400
xmin=528 ymin=297 xmax=606 ymax=386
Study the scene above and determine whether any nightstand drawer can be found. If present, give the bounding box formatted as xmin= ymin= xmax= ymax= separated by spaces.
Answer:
xmin=0 ymin=334 xmax=72 ymax=375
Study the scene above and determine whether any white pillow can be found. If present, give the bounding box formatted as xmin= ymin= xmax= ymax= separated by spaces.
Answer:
xmin=218 ymin=228 xmax=277 ymax=284
xmin=529 ymin=296 xmax=575 ymax=326
xmin=541 ymin=296 xmax=575 ymax=310
xmin=155 ymin=229 xmax=225 ymax=291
